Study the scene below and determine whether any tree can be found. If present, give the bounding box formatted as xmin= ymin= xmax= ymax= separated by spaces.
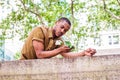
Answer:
xmin=14 ymin=51 xmax=21 ymax=60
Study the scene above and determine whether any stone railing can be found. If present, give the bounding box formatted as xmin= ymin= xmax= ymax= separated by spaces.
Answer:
xmin=0 ymin=55 xmax=120 ymax=80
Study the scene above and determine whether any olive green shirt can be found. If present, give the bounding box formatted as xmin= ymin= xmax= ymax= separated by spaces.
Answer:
xmin=20 ymin=26 xmax=64 ymax=60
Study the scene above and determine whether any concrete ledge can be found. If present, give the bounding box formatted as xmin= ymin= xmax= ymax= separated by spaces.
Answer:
xmin=0 ymin=55 xmax=120 ymax=80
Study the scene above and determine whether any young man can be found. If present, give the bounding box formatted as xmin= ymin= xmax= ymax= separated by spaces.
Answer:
xmin=20 ymin=17 xmax=96 ymax=60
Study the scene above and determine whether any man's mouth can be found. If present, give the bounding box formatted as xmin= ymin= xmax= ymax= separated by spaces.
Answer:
xmin=58 ymin=32 xmax=62 ymax=36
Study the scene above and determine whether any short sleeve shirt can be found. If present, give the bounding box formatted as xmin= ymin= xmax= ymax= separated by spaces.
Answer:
xmin=20 ymin=26 xmax=64 ymax=60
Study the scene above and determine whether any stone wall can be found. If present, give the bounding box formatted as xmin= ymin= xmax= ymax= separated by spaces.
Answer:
xmin=0 ymin=55 xmax=120 ymax=80
xmin=96 ymin=48 xmax=120 ymax=55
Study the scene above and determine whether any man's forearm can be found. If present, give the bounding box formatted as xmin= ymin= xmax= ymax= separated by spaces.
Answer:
xmin=36 ymin=48 xmax=61 ymax=59
xmin=61 ymin=51 xmax=85 ymax=58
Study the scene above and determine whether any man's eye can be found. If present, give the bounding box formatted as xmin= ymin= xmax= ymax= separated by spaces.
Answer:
xmin=61 ymin=26 xmax=64 ymax=28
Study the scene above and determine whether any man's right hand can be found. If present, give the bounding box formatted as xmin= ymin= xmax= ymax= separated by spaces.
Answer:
xmin=59 ymin=45 xmax=71 ymax=53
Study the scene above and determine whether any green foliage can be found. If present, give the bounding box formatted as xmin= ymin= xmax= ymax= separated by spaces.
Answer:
xmin=65 ymin=41 xmax=72 ymax=48
xmin=0 ymin=37 xmax=5 ymax=47
xmin=14 ymin=51 xmax=21 ymax=60
xmin=64 ymin=41 xmax=75 ymax=51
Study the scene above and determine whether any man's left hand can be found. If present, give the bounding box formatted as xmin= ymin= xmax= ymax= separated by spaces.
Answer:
xmin=84 ymin=48 xmax=96 ymax=56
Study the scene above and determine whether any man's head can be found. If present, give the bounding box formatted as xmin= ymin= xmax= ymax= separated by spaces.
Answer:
xmin=53 ymin=17 xmax=71 ymax=38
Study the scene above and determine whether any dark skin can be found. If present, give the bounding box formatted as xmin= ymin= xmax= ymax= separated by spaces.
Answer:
xmin=33 ymin=20 xmax=96 ymax=59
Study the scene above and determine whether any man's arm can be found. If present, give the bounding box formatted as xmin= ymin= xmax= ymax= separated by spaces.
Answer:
xmin=61 ymin=52 xmax=85 ymax=58
xmin=61 ymin=48 xmax=96 ymax=58
xmin=33 ymin=40 xmax=70 ymax=59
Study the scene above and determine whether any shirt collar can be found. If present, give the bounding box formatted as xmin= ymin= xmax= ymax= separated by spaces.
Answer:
xmin=48 ymin=28 xmax=61 ymax=40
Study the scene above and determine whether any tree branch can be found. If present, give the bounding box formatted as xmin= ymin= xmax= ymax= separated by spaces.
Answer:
xmin=102 ymin=0 xmax=120 ymax=20
xmin=20 ymin=0 xmax=44 ymax=25
xmin=117 ymin=0 xmax=120 ymax=6
xmin=71 ymin=0 xmax=74 ymax=23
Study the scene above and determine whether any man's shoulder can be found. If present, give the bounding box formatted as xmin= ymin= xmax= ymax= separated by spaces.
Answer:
xmin=31 ymin=25 xmax=48 ymax=32
xmin=36 ymin=25 xmax=49 ymax=29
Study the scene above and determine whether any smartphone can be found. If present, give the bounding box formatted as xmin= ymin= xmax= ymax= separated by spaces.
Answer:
xmin=69 ymin=46 xmax=75 ymax=50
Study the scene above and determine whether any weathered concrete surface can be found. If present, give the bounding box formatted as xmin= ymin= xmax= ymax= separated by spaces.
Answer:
xmin=0 ymin=55 xmax=120 ymax=80
xmin=96 ymin=48 xmax=120 ymax=55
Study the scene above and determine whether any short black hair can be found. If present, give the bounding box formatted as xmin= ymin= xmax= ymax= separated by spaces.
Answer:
xmin=57 ymin=17 xmax=71 ymax=26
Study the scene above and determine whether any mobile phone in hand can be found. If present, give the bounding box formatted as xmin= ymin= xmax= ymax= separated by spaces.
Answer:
xmin=69 ymin=46 xmax=75 ymax=50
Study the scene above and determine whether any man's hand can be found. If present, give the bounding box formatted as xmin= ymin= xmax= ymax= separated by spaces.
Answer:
xmin=59 ymin=45 xmax=71 ymax=53
xmin=83 ymin=48 xmax=96 ymax=56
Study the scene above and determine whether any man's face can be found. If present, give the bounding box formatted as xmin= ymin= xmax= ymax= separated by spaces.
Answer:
xmin=53 ymin=20 xmax=70 ymax=38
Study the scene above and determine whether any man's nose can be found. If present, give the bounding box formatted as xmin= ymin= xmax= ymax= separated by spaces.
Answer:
xmin=61 ymin=29 xmax=65 ymax=33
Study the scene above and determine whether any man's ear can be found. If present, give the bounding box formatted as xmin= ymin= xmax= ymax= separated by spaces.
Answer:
xmin=55 ymin=21 xmax=60 ymax=24
xmin=54 ymin=22 xmax=57 ymax=28
xmin=55 ymin=21 xmax=57 ymax=24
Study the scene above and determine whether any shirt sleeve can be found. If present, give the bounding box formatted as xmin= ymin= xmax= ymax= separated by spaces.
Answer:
xmin=31 ymin=27 xmax=44 ymax=43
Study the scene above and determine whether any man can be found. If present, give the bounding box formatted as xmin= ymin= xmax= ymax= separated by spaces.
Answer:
xmin=20 ymin=17 xmax=96 ymax=60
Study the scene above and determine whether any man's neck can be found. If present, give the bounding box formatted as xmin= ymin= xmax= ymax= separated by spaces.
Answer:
xmin=52 ymin=29 xmax=59 ymax=39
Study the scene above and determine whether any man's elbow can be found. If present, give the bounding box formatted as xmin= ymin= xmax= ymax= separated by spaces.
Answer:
xmin=36 ymin=52 xmax=44 ymax=59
